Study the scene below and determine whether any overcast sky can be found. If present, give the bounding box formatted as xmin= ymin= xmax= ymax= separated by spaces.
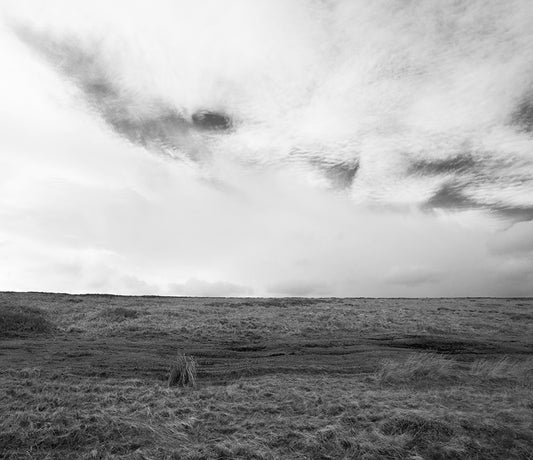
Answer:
xmin=1 ymin=0 xmax=533 ymax=296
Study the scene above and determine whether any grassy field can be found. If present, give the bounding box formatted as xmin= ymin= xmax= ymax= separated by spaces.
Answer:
xmin=0 ymin=293 xmax=532 ymax=459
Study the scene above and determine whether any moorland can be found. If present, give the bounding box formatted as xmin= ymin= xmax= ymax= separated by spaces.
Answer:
xmin=0 ymin=292 xmax=532 ymax=459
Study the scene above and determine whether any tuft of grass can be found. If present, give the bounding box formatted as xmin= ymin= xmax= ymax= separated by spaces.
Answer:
xmin=168 ymin=354 xmax=198 ymax=388
xmin=376 ymin=353 xmax=456 ymax=384
xmin=0 ymin=304 xmax=55 ymax=337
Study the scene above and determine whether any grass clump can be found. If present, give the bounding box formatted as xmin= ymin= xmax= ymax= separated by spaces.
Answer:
xmin=376 ymin=353 xmax=456 ymax=384
xmin=168 ymin=354 xmax=198 ymax=388
xmin=0 ymin=304 xmax=55 ymax=337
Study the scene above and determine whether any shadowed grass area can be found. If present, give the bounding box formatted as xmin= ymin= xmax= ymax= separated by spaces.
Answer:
xmin=0 ymin=303 xmax=55 ymax=337
xmin=0 ymin=293 xmax=532 ymax=458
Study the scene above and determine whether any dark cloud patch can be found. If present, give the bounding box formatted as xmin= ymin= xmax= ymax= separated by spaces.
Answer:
xmin=511 ymin=95 xmax=533 ymax=133
xmin=287 ymin=144 xmax=359 ymax=189
xmin=408 ymin=154 xmax=476 ymax=176
xmin=111 ymin=108 xmax=198 ymax=160
xmin=322 ymin=161 xmax=359 ymax=189
xmin=192 ymin=110 xmax=232 ymax=131
xmin=13 ymin=26 xmax=118 ymax=107
xmin=12 ymin=25 xmax=210 ymax=163
xmin=301 ymin=154 xmax=359 ymax=189
xmin=424 ymin=183 xmax=475 ymax=210
xmin=424 ymin=183 xmax=533 ymax=223
xmin=408 ymin=149 xmax=533 ymax=222
xmin=491 ymin=205 xmax=533 ymax=222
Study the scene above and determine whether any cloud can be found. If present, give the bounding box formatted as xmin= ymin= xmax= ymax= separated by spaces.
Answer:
xmin=11 ymin=25 xmax=209 ymax=166
xmin=512 ymin=93 xmax=533 ymax=133
xmin=266 ymin=280 xmax=331 ymax=297
xmin=0 ymin=234 xmax=159 ymax=295
xmin=6 ymin=0 xmax=533 ymax=215
xmin=167 ymin=279 xmax=252 ymax=297
xmin=424 ymin=184 xmax=475 ymax=212
xmin=384 ymin=266 xmax=443 ymax=287
xmin=408 ymin=155 xmax=478 ymax=177
xmin=1 ymin=1 xmax=533 ymax=297
xmin=487 ymin=221 xmax=533 ymax=257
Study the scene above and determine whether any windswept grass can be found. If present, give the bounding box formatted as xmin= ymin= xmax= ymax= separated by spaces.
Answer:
xmin=376 ymin=353 xmax=457 ymax=384
xmin=168 ymin=354 xmax=198 ymax=387
xmin=0 ymin=293 xmax=532 ymax=458
xmin=376 ymin=353 xmax=533 ymax=388
xmin=470 ymin=357 xmax=533 ymax=386
xmin=1 ymin=371 xmax=532 ymax=459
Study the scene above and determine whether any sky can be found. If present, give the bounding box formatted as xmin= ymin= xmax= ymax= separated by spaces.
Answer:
xmin=1 ymin=0 xmax=533 ymax=297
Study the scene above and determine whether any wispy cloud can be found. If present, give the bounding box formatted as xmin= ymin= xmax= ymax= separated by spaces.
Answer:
xmin=7 ymin=0 xmax=533 ymax=214
xmin=11 ymin=25 xmax=210 ymax=167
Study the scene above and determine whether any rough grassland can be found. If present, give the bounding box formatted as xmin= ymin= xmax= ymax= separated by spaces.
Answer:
xmin=0 ymin=293 xmax=532 ymax=459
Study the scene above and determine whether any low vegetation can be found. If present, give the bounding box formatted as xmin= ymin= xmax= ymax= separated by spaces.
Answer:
xmin=0 ymin=303 xmax=55 ymax=337
xmin=0 ymin=292 xmax=531 ymax=459
xmin=98 ymin=306 xmax=141 ymax=321
xmin=168 ymin=353 xmax=198 ymax=387
xmin=376 ymin=353 xmax=457 ymax=385
xmin=469 ymin=356 xmax=533 ymax=386
xmin=376 ymin=353 xmax=533 ymax=390
xmin=1 ymin=369 xmax=531 ymax=459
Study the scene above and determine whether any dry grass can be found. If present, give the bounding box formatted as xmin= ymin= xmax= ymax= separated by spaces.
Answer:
xmin=376 ymin=354 xmax=533 ymax=388
xmin=1 ymin=371 xmax=532 ymax=459
xmin=376 ymin=353 xmax=457 ymax=384
xmin=0 ymin=293 xmax=532 ymax=459
xmin=98 ymin=306 xmax=140 ymax=321
xmin=168 ymin=353 xmax=198 ymax=387
xmin=3 ymin=292 xmax=530 ymax=343
xmin=470 ymin=357 xmax=533 ymax=386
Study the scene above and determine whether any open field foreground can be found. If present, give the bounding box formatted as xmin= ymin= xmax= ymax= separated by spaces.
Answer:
xmin=1 ymin=292 xmax=532 ymax=459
